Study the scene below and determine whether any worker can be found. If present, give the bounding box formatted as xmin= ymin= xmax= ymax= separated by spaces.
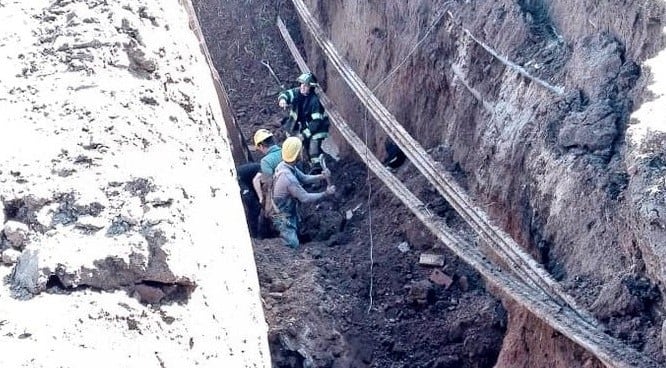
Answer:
xmin=232 ymin=129 xmax=281 ymax=239
xmin=383 ymin=138 xmax=407 ymax=169
xmin=277 ymin=72 xmax=329 ymax=174
xmin=236 ymin=162 xmax=262 ymax=238
xmin=252 ymin=128 xmax=282 ymax=205
xmin=270 ymin=137 xmax=335 ymax=249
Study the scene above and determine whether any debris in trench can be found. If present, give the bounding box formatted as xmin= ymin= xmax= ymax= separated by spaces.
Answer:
xmin=3 ymin=220 xmax=29 ymax=250
xmin=397 ymin=241 xmax=410 ymax=253
xmin=429 ymin=269 xmax=454 ymax=289
xmin=419 ymin=253 xmax=445 ymax=267
xmin=404 ymin=279 xmax=434 ymax=305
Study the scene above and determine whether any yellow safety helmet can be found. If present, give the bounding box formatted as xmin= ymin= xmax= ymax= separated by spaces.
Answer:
xmin=281 ymin=137 xmax=302 ymax=163
xmin=253 ymin=129 xmax=273 ymax=147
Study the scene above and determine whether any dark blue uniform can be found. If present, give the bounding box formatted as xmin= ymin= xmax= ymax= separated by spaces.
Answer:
xmin=237 ymin=163 xmax=261 ymax=238
xmin=383 ymin=139 xmax=407 ymax=169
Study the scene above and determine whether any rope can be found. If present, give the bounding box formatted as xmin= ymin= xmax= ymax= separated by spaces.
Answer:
xmin=445 ymin=11 xmax=565 ymax=95
xmin=363 ymin=108 xmax=375 ymax=314
xmin=280 ymin=4 xmax=659 ymax=365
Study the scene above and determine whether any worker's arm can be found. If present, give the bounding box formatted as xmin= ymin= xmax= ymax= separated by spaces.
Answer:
xmin=278 ymin=88 xmax=296 ymax=108
xmin=252 ymin=172 xmax=263 ymax=203
xmin=293 ymin=166 xmax=326 ymax=185
xmin=287 ymin=182 xmax=327 ymax=203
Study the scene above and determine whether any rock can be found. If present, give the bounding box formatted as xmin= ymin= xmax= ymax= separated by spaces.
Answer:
xmin=1 ymin=248 xmax=22 ymax=265
xmin=404 ymin=279 xmax=434 ymax=305
xmin=3 ymin=220 xmax=30 ymax=250
xmin=309 ymin=248 xmax=323 ymax=259
xmin=36 ymin=203 xmax=59 ymax=228
xmin=133 ymin=284 xmax=165 ymax=305
xmin=397 ymin=241 xmax=410 ymax=253
xmin=75 ymin=215 xmax=107 ymax=232
xmin=591 ymin=275 xmax=657 ymax=319
xmin=270 ymin=280 xmax=291 ymax=293
xmin=429 ymin=269 xmax=453 ymax=289
xmin=457 ymin=275 xmax=469 ymax=291
xmin=419 ymin=253 xmax=445 ymax=267
xmin=557 ymin=102 xmax=618 ymax=153
xmin=9 ymin=250 xmax=40 ymax=299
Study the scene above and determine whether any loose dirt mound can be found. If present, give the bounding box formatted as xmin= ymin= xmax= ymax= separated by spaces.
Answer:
xmin=254 ymin=159 xmax=507 ymax=368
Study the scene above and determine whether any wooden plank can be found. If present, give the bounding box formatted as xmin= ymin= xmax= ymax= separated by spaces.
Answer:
xmin=278 ymin=5 xmax=659 ymax=367
xmin=419 ymin=253 xmax=445 ymax=267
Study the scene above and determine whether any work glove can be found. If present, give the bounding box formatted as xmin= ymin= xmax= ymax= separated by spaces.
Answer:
xmin=325 ymin=185 xmax=336 ymax=196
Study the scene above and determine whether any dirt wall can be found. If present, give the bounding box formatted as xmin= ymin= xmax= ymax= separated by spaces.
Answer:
xmin=302 ymin=0 xmax=666 ymax=365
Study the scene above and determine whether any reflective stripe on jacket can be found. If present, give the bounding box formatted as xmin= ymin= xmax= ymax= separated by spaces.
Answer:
xmin=278 ymin=88 xmax=328 ymax=137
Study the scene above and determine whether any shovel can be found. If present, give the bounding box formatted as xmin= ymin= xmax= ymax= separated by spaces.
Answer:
xmin=320 ymin=155 xmax=332 ymax=186
xmin=260 ymin=59 xmax=285 ymax=91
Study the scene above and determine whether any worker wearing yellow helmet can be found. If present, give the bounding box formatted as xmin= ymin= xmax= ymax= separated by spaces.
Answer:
xmin=233 ymin=129 xmax=282 ymax=239
xmin=269 ymin=137 xmax=335 ymax=248
xmin=277 ymin=72 xmax=329 ymax=174
xmin=250 ymin=128 xmax=282 ymax=205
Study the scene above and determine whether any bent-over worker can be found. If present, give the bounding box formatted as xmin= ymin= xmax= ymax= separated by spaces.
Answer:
xmin=270 ymin=137 xmax=335 ymax=248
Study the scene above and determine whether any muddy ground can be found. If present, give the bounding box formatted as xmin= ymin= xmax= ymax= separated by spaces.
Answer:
xmin=193 ymin=1 xmax=508 ymax=367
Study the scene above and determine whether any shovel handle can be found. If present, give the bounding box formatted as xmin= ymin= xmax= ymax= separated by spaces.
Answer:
xmin=320 ymin=156 xmax=332 ymax=186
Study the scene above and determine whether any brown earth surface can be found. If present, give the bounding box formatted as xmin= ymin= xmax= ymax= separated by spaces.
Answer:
xmin=193 ymin=1 xmax=506 ymax=367
xmin=193 ymin=0 xmax=666 ymax=367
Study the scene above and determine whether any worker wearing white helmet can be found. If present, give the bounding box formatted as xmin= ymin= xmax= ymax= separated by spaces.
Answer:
xmin=277 ymin=72 xmax=329 ymax=174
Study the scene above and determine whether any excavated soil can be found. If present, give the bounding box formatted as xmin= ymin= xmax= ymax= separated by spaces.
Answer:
xmin=193 ymin=1 xmax=506 ymax=367
xmin=194 ymin=0 xmax=666 ymax=367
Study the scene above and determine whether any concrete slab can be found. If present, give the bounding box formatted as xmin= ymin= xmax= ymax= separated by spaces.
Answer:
xmin=0 ymin=0 xmax=270 ymax=366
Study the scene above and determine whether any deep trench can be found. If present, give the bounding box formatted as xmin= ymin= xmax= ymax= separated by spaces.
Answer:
xmin=192 ymin=0 xmax=666 ymax=367
xmin=192 ymin=2 xmax=509 ymax=367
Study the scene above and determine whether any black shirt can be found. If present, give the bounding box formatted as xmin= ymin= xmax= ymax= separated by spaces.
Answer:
xmin=384 ymin=140 xmax=407 ymax=168
xmin=237 ymin=163 xmax=261 ymax=187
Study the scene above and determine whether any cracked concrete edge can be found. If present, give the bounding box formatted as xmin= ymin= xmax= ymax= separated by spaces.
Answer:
xmin=0 ymin=0 xmax=271 ymax=366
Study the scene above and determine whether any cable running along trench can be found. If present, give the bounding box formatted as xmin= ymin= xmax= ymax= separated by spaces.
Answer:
xmin=282 ymin=2 xmax=659 ymax=367
xmin=278 ymin=18 xmax=656 ymax=366
xmin=289 ymin=0 xmax=593 ymax=326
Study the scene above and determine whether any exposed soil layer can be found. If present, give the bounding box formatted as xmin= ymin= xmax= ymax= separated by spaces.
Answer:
xmin=194 ymin=0 xmax=666 ymax=367
xmin=193 ymin=1 xmax=507 ymax=367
